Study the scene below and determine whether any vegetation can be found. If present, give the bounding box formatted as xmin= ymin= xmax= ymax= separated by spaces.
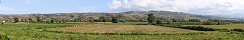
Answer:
xmin=36 ymin=13 xmax=42 ymax=23
xmin=13 ymin=17 xmax=19 ymax=23
xmin=147 ymin=13 xmax=155 ymax=24
xmin=0 ymin=11 xmax=244 ymax=40
xmin=156 ymin=20 xmax=163 ymax=24
xmin=112 ymin=17 xmax=119 ymax=23
xmin=0 ymin=22 xmax=244 ymax=40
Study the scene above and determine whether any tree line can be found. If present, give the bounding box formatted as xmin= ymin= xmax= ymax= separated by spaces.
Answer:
xmin=2 ymin=13 xmax=242 ymax=25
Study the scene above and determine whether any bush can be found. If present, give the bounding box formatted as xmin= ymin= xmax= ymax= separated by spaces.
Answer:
xmin=176 ymin=26 xmax=216 ymax=31
xmin=112 ymin=17 xmax=119 ymax=23
xmin=232 ymin=29 xmax=244 ymax=32
xmin=203 ymin=22 xmax=213 ymax=25
xmin=0 ymin=35 xmax=10 ymax=40
xmin=156 ymin=20 xmax=163 ymax=24
xmin=216 ymin=22 xmax=229 ymax=25
xmin=172 ymin=22 xmax=203 ymax=25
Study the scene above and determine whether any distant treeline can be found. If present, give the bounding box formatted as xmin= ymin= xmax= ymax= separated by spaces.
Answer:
xmin=0 ymin=11 xmax=243 ymax=24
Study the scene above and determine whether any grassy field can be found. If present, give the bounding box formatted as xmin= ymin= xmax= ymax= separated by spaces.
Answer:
xmin=184 ymin=24 xmax=244 ymax=29
xmin=1 ymin=22 xmax=244 ymax=40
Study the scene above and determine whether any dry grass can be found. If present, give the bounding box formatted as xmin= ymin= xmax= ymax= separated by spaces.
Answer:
xmin=49 ymin=24 xmax=200 ymax=33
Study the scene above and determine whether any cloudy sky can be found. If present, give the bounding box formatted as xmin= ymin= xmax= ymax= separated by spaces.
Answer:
xmin=0 ymin=0 xmax=243 ymax=17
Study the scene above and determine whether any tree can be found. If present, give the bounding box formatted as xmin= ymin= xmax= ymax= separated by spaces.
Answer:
xmin=203 ymin=21 xmax=212 ymax=25
xmin=99 ymin=16 xmax=110 ymax=22
xmin=156 ymin=20 xmax=163 ymax=24
xmin=189 ymin=19 xmax=201 ymax=22
xmin=147 ymin=13 xmax=155 ymax=24
xmin=28 ymin=18 xmax=33 ymax=23
xmin=112 ymin=17 xmax=119 ymax=23
xmin=50 ymin=18 xmax=54 ymax=23
xmin=36 ymin=13 xmax=42 ymax=22
xmin=13 ymin=17 xmax=19 ymax=23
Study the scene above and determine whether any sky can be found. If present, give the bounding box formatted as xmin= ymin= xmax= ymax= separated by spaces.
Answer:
xmin=0 ymin=0 xmax=243 ymax=17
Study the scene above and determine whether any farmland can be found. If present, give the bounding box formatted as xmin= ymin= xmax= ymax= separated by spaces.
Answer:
xmin=199 ymin=24 xmax=244 ymax=29
xmin=1 ymin=0 xmax=244 ymax=40
xmin=1 ymin=22 xmax=244 ymax=40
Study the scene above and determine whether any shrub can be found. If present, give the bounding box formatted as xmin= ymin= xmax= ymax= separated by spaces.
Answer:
xmin=156 ymin=20 xmax=163 ymax=24
xmin=232 ymin=29 xmax=244 ymax=32
xmin=0 ymin=35 xmax=10 ymax=40
xmin=177 ymin=26 xmax=216 ymax=31
xmin=147 ymin=13 xmax=155 ymax=24
xmin=112 ymin=17 xmax=119 ymax=23
xmin=203 ymin=22 xmax=213 ymax=25
xmin=13 ymin=17 xmax=19 ymax=23
xmin=172 ymin=22 xmax=203 ymax=25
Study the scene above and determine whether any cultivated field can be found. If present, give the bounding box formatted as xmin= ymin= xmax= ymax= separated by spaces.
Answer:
xmin=200 ymin=24 xmax=244 ymax=29
xmin=48 ymin=24 xmax=200 ymax=33
xmin=1 ymin=22 xmax=244 ymax=40
xmin=183 ymin=24 xmax=244 ymax=30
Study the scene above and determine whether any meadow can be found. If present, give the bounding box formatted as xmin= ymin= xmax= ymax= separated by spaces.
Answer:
xmin=199 ymin=24 xmax=244 ymax=29
xmin=1 ymin=22 xmax=244 ymax=40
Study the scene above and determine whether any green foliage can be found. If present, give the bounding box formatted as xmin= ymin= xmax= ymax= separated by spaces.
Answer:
xmin=172 ymin=22 xmax=203 ymax=25
xmin=28 ymin=18 xmax=33 ymax=23
xmin=1 ymin=23 xmax=244 ymax=40
xmin=156 ymin=20 xmax=163 ymax=24
xmin=50 ymin=18 xmax=54 ymax=23
xmin=13 ymin=17 xmax=19 ymax=23
xmin=203 ymin=22 xmax=228 ymax=25
xmin=203 ymin=21 xmax=213 ymax=25
xmin=189 ymin=19 xmax=201 ymax=22
xmin=147 ymin=13 xmax=156 ymax=24
xmin=171 ymin=22 xmax=228 ymax=25
xmin=100 ymin=16 xmax=111 ymax=22
xmin=112 ymin=17 xmax=119 ymax=23
xmin=36 ymin=14 xmax=42 ymax=23
xmin=0 ymin=34 xmax=9 ymax=40
xmin=177 ymin=26 xmax=216 ymax=31
xmin=232 ymin=29 xmax=244 ymax=32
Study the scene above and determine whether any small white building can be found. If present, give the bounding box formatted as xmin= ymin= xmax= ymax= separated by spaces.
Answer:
xmin=3 ymin=21 xmax=5 ymax=23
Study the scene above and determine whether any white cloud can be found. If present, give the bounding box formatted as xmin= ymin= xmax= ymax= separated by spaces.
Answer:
xmin=110 ymin=0 xmax=244 ymax=15
xmin=0 ymin=7 xmax=18 ymax=11
xmin=110 ymin=0 xmax=122 ymax=9
xmin=24 ymin=0 xmax=38 ymax=4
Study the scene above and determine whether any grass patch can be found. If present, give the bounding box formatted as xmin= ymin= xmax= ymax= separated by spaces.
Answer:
xmin=1 ymin=22 xmax=244 ymax=40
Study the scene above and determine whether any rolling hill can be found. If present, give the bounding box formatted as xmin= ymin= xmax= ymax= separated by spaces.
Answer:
xmin=0 ymin=11 xmax=238 ymax=22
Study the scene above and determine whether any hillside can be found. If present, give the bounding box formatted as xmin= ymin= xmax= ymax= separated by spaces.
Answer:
xmin=0 ymin=11 xmax=234 ymax=22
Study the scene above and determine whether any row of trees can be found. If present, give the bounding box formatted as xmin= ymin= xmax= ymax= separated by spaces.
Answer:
xmin=11 ymin=13 xmax=120 ymax=23
xmin=146 ymin=13 xmax=231 ymax=25
xmin=9 ymin=13 xmax=240 ymax=24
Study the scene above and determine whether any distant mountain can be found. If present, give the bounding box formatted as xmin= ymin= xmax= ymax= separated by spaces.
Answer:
xmin=0 ymin=11 xmax=239 ymax=22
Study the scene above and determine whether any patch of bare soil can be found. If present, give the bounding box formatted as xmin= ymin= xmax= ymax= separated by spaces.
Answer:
xmin=64 ymin=24 xmax=199 ymax=33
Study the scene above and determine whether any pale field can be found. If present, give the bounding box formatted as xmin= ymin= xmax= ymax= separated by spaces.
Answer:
xmin=48 ymin=24 xmax=201 ymax=33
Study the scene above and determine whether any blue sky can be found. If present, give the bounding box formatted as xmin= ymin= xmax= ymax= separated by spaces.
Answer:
xmin=0 ymin=0 xmax=243 ymax=17
xmin=0 ymin=0 xmax=111 ymax=14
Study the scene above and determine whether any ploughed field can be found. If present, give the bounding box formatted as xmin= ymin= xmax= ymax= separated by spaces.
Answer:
xmin=0 ymin=22 xmax=244 ymax=40
xmin=48 ymin=24 xmax=199 ymax=33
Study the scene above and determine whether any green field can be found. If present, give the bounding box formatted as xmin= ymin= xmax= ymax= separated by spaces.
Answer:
xmin=1 ymin=22 xmax=244 ymax=40
xmin=200 ymin=24 xmax=244 ymax=29
xmin=183 ymin=24 xmax=244 ymax=30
